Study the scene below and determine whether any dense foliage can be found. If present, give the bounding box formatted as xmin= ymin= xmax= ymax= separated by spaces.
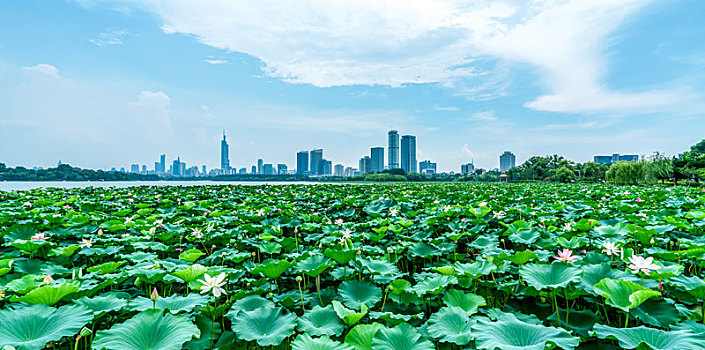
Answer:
xmin=1 ymin=183 xmax=705 ymax=349
xmin=0 ymin=164 xmax=160 ymax=182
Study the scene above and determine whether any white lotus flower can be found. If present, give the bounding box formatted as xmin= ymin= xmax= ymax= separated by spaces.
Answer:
xmin=31 ymin=232 xmax=48 ymax=241
xmin=627 ymin=256 xmax=661 ymax=275
xmin=191 ymin=228 xmax=203 ymax=239
xmin=601 ymin=242 xmax=622 ymax=256
xmin=200 ymin=273 xmax=227 ymax=297
xmin=335 ymin=219 xmax=344 ymax=225
xmin=389 ymin=208 xmax=399 ymax=216
xmin=79 ymin=238 xmax=93 ymax=248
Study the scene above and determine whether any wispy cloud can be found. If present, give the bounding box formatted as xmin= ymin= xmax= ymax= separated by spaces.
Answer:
xmin=204 ymin=59 xmax=228 ymax=65
xmin=22 ymin=63 xmax=62 ymax=79
xmin=433 ymin=106 xmax=459 ymax=112
xmin=467 ymin=111 xmax=497 ymax=122
xmin=89 ymin=30 xmax=127 ymax=47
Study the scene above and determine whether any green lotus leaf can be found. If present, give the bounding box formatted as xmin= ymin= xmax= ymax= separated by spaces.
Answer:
xmin=388 ymin=279 xmax=411 ymax=296
xmin=73 ymin=294 xmax=128 ymax=316
xmin=0 ymin=304 xmax=92 ymax=350
xmin=409 ymin=242 xmax=441 ymax=258
xmin=338 ymin=280 xmax=382 ymax=310
xmin=0 ymin=259 xmax=14 ymax=276
xmin=372 ymin=323 xmax=434 ymax=350
xmin=453 ymin=261 xmax=496 ymax=279
xmin=129 ymin=293 xmax=210 ymax=314
xmin=546 ymin=307 xmax=598 ymax=338
xmin=323 ymin=247 xmax=356 ymax=265
xmin=179 ymin=248 xmax=205 ymax=263
xmin=520 ymin=262 xmax=581 ymax=290
xmin=232 ymin=306 xmax=297 ymax=347
xmin=509 ymin=228 xmax=540 ymax=245
xmin=593 ymin=278 xmax=661 ymax=312
xmin=226 ymin=295 xmax=275 ymax=318
xmin=579 ymin=263 xmax=632 ymax=295
xmin=344 ymin=323 xmax=384 ymax=350
xmin=496 ymin=249 xmax=538 ymax=265
xmin=669 ymin=275 xmax=705 ymax=299
xmin=631 ymin=299 xmax=680 ymax=328
xmin=297 ymin=305 xmax=344 ymax=337
xmin=171 ymin=264 xmax=208 ymax=284
xmin=592 ymin=324 xmax=702 ymax=350
xmin=252 ymin=259 xmax=294 ymax=279
xmin=292 ymin=334 xmax=353 ymax=350
xmin=92 ymin=309 xmax=200 ymax=350
xmin=48 ymin=245 xmax=80 ymax=258
xmin=359 ymin=258 xmax=400 ymax=276
xmin=332 ymin=300 xmax=368 ymax=326
xmin=414 ymin=274 xmax=457 ymax=295
xmin=426 ymin=306 xmax=474 ymax=345
xmin=13 ymin=259 xmax=70 ymax=275
xmin=295 ymin=255 xmax=332 ymax=277
xmin=5 ymin=274 xmax=43 ymax=293
xmin=87 ymin=261 xmax=126 ymax=275
xmin=11 ymin=239 xmax=49 ymax=254
xmin=472 ymin=313 xmax=579 ymax=350
xmin=10 ymin=283 xmax=80 ymax=306
xmin=442 ymin=289 xmax=486 ymax=316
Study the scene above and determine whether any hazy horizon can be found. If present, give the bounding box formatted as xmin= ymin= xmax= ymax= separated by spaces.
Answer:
xmin=1 ymin=0 xmax=704 ymax=172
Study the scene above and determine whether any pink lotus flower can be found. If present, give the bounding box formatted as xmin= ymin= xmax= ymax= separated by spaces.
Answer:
xmin=554 ymin=249 xmax=577 ymax=263
xmin=31 ymin=232 xmax=48 ymax=241
xmin=636 ymin=198 xmax=644 ymax=203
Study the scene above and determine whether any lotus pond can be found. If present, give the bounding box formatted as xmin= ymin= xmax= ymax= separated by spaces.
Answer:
xmin=1 ymin=183 xmax=705 ymax=350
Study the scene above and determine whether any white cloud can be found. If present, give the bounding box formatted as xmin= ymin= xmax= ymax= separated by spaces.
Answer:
xmin=433 ymin=106 xmax=459 ymax=112
xmin=468 ymin=110 xmax=497 ymax=121
xmin=89 ymin=30 xmax=127 ymax=47
xmin=22 ymin=64 xmax=62 ymax=79
xmin=128 ymin=91 xmax=173 ymax=140
xmin=204 ymin=59 xmax=228 ymax=64
xmin=105 ymin=0 xmax=691 ymax=114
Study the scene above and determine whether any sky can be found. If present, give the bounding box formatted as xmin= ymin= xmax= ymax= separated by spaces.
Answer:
xmin=1 ymin=0 xmax=704 ymax=172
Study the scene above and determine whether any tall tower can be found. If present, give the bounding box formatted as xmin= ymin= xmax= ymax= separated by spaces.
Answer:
xmin=310 ymin=149 xmax=323 ymax=175
xmin=400 ymin=135 xmax=417 ymax=173
xmin=370 ymin=147 xmax=384 ymax=172
xmin=220 ymin=130 xmax=230 ymax=172
xmin=388 ymin=130 xmax=399 ymax=169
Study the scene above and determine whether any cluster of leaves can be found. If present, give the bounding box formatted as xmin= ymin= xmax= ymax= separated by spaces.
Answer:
xmin=0 ymin=163 xmax=160 ymax=182
xmin=0 ymin=183 xmax=704 ymax=349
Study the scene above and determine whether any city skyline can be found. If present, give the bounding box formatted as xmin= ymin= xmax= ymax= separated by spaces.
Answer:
xmin=1 ymin=1 xmax=704 ymax=172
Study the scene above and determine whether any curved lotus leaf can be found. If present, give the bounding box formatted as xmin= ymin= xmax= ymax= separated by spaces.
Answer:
xmin=409 ymin=242 xmax=441 ymax=258
xmin=372 ymin=323 xmax=434 ymax=350
xmin=472 ymin=313 xmax=579 ymax=350
xmin=672 ymin=321 xmax=705 ymax=342
xmin=0 ymin=258 xmax=14 ymax=276
xmin=546 ymin=308 xmax=598 ymax=338
xmin=171 ymin=264 xmax=208 ymax=284
xmin=496 ymin=250 xmax=538 ymax=265
xmin=339 ymin=280 xmax=382 ymax=310
xmin=87 ymin=261 xmax=126 ymax=274
xmin=0 ymin=304 xmax=93 ymax=350
xmin=426 ymin=306 xmax=474 ymax=345
xmin=579 ymin=263 xmax=632 ymax=295
xmin=295 ymin=255 xmax=332 ymax=277
xmin=669 ymin=275 xmax=705 ymax=299
xmin=10 ymin=283 xmax=80 ymax=306
xmin=232 ymin=306 xmax=296 ymax=346
xmin=592 ymin=324 xmax=702 ymax=350
xmin=453 ymin=261 xmax=496 ymax=279
xmin=73 ymin=294 xmax=128 ymax=316
xmin=631 ymin=299 xmax=680 ymax=328
xmin=178 ymin=249 xmax=205 ymax=263
xmin=344 ymin=323 xmax=384 ymax=350
xmin=359 ymin=258 xmax=399 ymax=276
xmin=388 ymin=279 xmax=411 ymax=296
xmin=442 ymin=289 xmax=486 ymax=316
xmin=323 ymin=247 xmax=356 ymax=265
xmin=292 ymin=334 xmax=354 ymax=350
xmin=226 ymin=295 xmax=275 ymax=319
xmin=509 ymin=228 xmax=540 ymax=245
xmin=297 ymin=305 xmax=344 ymax=337
xmin=92 ymin=309 xmax=199 ymax=350
xmin=332 ymin=300 xmax=368 ymax=326
xmin=414 ymin=274 xmax=457 ymax=295
xmin=252 ymin=260 xmax=294 ymax=279
xmin=593 ymin=278 xmax=661 ymax=312
xmin=129 ymin=293 xmax=210 ymax=314
xmin=5 ymin=274 xmax=43 ymax=293
xmin=519 ymin=262 xmax=581 ymax=290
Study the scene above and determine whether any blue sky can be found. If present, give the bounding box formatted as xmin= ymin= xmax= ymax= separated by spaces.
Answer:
xmin=1 ymin=0 xmax=704 ymax=172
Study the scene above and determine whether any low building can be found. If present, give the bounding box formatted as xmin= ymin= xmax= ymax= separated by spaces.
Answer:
xmin=594 ymin=153 xmax=639 ymax=165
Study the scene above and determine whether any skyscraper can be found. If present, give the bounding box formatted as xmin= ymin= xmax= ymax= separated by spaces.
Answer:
xmin=130 ymin=164 xmax=139 ymax=173
xmin=400 ymin=135 xmax=417 ymax=173
xmin=310 ymin=149 xmax=323 ymax=175
xmin=500 ymin=151 xmax=516 ymax=171
xmin=388 ymin=130 xmax=399 ymax=169
xmin=156 ymin=154 xmax=166 ymax=173
xmin=320 ymin=159 xmax=332 ymax=176
xmin=370 ymin=147 xmax=384 ymax=172
xmin=277 ymin=164 xmax=288 ymax=174
xmin=257 ymin=159 xmax=264 ymax=174
xmin=296 ymin=151 xmax=309 ymax=175
xmin=251 ymin=165 xmax=256 ymax=174
xmin=220 ymin=131 xmax=230 ymax=171
xmin=334 ymin=164 xmax=344 ymax=177
xmin=359 ymin=156 xmax=371 ymax=174
xmin=419 ymin=160 xmax=437 ymax=175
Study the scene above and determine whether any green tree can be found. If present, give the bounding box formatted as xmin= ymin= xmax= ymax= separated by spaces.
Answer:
xmin=553 ymin=166 xmax=576 ymax=183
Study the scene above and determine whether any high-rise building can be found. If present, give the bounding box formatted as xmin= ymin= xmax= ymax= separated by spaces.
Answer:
xmin=239 ymin=168 xmax=247 ymax=174
xmin=156 ymin=154 xmax=166 ymax=173
xmin=220 ymin=131 xmax=230 ymax=171
xmin=141 ymin=165 xmax=147 ymax=173
xmin=388 ymin=130 xmax=399 ymax=169
xmin=202 ymin=165 xmax=206 ymax=175
xmin=310 ymin=149 xmax=323 ymax=175
xmin=370 ymin=147 xmax=384 ymax=172
xmin=499 ymin=151 xmax=516 ymax=172
xmin=359 ymin=156 xmax=371 ymax=174
xmin=419 ymin=160 xmax=437 ymax=175
xmin=594 ymin=153 xmax=639 ymax=165
xmin=251 ymin=165 xmax=256 ymax=174
xmin=296 ymin=151 xmax=309 ymax=175
xmin=263 ymin=163 xmax=274 ymax=175
xmin=257 ymin=159 xmax=264 ymax=174
xmin=172 ymin=158 xmax=183 ymax=176
xmin=130 ymin=164 xmax=139 ymax=173
xmin=334 ymin=164 xmax=344 ymax=177
xmin=400 ymin=135 xmax=417 ymax=173
xmin=320 ymin=159 xmax=332 ymax=176
xmin=277 ymin=164 xmax=288 ymax=175
xmin=461 ymin=162 xmax=475 ymax=175
xmin=344 ymin=167 xmax=356 ymax=177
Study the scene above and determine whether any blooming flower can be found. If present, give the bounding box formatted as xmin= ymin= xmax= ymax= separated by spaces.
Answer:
xmin=200 ymin=273 xmax=227 ymax=297
xmin=389 ymin=208 xmax=399 ymax=216
xmin=256 ymin=209 xmax=265 ymax=216
xmin=79 ymin=238 xmax=93 ymax=248
xmin=493 ymin=211 xmax=506 ymax=219
xmin=191 ymin=228 xmax=203 ymax=239
xmin=636 ymin=198 xmax=644 ymax=203
xmin=554 ymin=249 xmax=577 ymax=263
xmin=335 ymin=219 xmax=344 ymax=226
xmin=601 ymin=242 xmax=622 ymax=256
xmin=342 ymin=229 xmax=352 ymax=240
xmin=124 ymin=217 xmax=134 ymax=224
xmin=479 ymin=202 xmax=487 ymax=207
xmin=627 ymin=256 xmax=661 ymax=275
xmin=31 ymin=232 xmax=48 ymax=241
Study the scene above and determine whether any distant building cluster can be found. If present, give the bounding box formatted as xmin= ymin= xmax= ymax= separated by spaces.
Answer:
xmin=594 ymin=153 xmax=639 ymax=165
xmin=499 ymin=151 xmax=516 ymax=172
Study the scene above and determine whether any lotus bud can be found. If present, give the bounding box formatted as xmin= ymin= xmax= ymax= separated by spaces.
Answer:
xmin=150 ymin=288 xmax=159 ymax=302
xmin=43 ymin=274 xmax=52 ymax=285
xmin=357 ymin=250 xmax=361 ymax=255
xmin=251 ymin=252 xmax=256 ymax=257
xmin=0 ymin=290 xmax=5 ymax=298
xmin=296 ymin=276 xmax=302 ymax=283
xmin=386 ymin=285 xmax=393 ymax=293
xmin=650 ymin=237 xmax=655 ymax=244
